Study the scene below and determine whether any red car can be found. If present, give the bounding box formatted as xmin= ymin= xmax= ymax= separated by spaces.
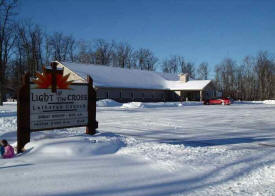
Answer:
xmin=204 ymin=97 xmax=231 ymax=105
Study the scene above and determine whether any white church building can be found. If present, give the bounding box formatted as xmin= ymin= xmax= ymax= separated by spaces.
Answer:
xmin=56 ymin=61 xmax=216 ymax=102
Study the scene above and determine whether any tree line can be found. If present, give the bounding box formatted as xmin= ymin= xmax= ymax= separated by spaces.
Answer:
xmin=0 ymin=0 xmax=274 ymax=104
xmin=0 ymin=0 xmax=208 ymax=104
xmin=215 ymin=52 xmax=275 ymax=101
xmin=0 ymin=0 xmax=159 ymax=104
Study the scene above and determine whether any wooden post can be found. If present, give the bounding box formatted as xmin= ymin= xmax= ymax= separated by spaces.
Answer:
xmin=180 ymin=91 xmax=183 ymax=102
xmin=86 ymin=76 xmax=98 ymax=135
xmin=200 ymin=90 xmax=203 ymax=102
xmin=0 ymin=82 xmax=2 ymax=106
xmin=51 ymin=62 xmax=57 ymax=93
xmin=17 ymin=72 xmax=30 ymax=153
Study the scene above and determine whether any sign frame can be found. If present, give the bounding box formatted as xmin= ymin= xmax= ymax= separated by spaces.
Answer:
xmin=17 ymin=63 xmax=98 ymax=153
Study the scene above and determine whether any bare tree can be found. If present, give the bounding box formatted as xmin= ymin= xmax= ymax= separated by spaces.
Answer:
xmin=196 ymin=62 xmax=208 ymax=80
xmin=181 ymin=61 xmax=196 ymax=79
xmin=240 ymin=56 xmax=257 ymax=100
xmin=67 ymin=36 xmax=76 ymax=62
xmin=113 ymin=41 xmax=133 ymax=68
xmin=0 ymin=0 xmax=17 ymax=104
xmin=75 ymin=40 xmax=95 ymax=64
xmin=255 ymin=51 xmax=274 ymax=100
xmin=134 ymin=48 xmax=158 ymax=71
xmin=44 ymin=34 xmax=51 ymax=65
xmin=161 ymin=56 xmax=179 ymax=74
xmin=15 ymin=21 xmax=43 ymax=76
xmin=215 ymin=58 xmax=237 ymax=98
xmin=47 ymin=32 xmax=76 ymax=62
xmin=162 ymin=59 xmax=176 ymax=73
xmin=161 ymin=55 xmax=196 ymax=77
xmin=214 ymin=53 xmax=275 ymax=100
xmin=94 ymin=39 xmax=113 ymax=65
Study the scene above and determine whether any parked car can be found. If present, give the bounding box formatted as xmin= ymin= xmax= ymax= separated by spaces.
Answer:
xmin=204 ymin=97 xmax=231 ymax=105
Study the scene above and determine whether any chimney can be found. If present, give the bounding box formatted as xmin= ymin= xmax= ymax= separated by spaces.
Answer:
xmin=180 ymin=73 xmax=189 ymax=83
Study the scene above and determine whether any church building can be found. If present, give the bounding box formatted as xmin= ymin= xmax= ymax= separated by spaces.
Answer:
xmin=55 ymin=61 xmax=216 ymax=102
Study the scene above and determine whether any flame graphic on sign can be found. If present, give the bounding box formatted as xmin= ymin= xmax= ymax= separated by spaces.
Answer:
xmin=34 ymin=69 xmax=73 ymax=89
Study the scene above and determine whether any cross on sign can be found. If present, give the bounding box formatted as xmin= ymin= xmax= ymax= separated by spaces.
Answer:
xmin=51 ymin=62 xmax=57 ymax=93
xmin=43 ymin=62 xmax=63 ymax=93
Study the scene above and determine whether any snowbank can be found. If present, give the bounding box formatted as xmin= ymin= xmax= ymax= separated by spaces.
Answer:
xmin=234 ymin=100 xmax=275 ymax=105
xmin=263 ymin=100 xmax=275 ymax=105
xmin=121 ymin=102 xmax=144 ymax=109
xmin=96 ymin=99 xmax=122 ymax=107
xmin=3 ymin=102 xmax=17 ymax=105
xmin=182 ymin=101 xmax=203 ymax=106
xmin=26 ymin=134 xmax=125 ymax=158
xmin=121 ymin=101 xmax=202 ymax=109
xmin=120 ymin=102 xmax=182 ymax=109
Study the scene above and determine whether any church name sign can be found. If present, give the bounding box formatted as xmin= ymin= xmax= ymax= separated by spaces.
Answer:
xmin=17 ymin=62 xmax=98 ymax=153
xmin=30 ymin=84 xmax=88 ymax=130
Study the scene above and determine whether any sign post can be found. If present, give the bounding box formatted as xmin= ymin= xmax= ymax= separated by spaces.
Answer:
xmin=17 ymin=62 xmax=98 ymax=153
xmin=86 ymin=75 xmax=98 ymax=134
xmin=17 ymin=73 xmax=30 ymax=153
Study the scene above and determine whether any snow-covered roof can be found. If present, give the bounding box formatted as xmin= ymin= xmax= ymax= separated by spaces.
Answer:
xmin=167 ymin=80 xmax=212 ymax=90
xmin=58 ymin=62 xmax=211 ymax=91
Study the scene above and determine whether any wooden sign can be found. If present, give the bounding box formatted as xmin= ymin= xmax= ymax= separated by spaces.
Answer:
xmin=17 ymin=62 xmax=98 ymax=153
xmin=30 ymin=84 xmax=88 ymax=130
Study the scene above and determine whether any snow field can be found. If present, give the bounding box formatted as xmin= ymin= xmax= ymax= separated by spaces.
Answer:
xmin=119 ymin=136 xmax=275 ymax=196
xmin=0 ymin=101 xmax=275 ymax=195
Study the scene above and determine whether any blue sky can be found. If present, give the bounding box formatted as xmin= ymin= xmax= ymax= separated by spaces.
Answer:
xmin=18 ymin=0 xmax=275 ymax=76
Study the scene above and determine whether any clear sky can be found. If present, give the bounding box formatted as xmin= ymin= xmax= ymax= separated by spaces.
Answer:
xmin=18 ymin=0 xmax=275 ymax=76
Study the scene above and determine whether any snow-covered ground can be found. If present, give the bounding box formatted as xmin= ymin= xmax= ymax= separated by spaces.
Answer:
xmin=0 ymin=101 xmax=275 ymax=196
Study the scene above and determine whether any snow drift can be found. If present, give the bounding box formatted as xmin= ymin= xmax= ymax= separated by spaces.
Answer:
xmin=96 ymin=99 xmax=122 ymax=107
xmin=120 ymin=101 xmax=203 ymax=109
xmin=25 ymin=134 xmax=125 ymax=158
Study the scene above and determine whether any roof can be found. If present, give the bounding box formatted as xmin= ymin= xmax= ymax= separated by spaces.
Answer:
xmin=167 ymin=80 xmax=212 ymax=91
xmin=58 ymin=61 xmax=211 ymax=91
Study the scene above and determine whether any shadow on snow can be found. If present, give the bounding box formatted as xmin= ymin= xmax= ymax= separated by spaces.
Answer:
xmin=162 ymin=137 xmax=270 ymax=147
